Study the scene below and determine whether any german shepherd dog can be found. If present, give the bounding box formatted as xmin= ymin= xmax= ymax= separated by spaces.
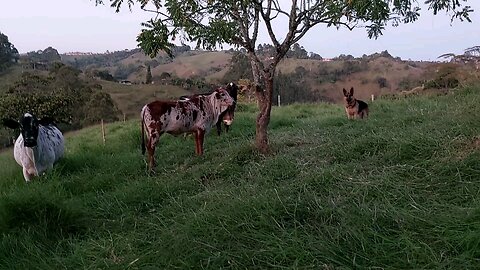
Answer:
xmin=343 ymin=87 xmax=368 ymax=119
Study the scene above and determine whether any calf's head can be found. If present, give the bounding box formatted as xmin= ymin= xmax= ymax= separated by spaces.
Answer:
xmin=214 ymin=88 xmax=235 ymax=109
xmin=222 ymin=82 xmax=239 ymax=126
xmin=225 ymin=82 xmax=239 ymax=101
xmin=2 ymin=113 xmax=55 ymax=147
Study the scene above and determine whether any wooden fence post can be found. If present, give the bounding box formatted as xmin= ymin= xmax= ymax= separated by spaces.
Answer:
xmin=101 ymin=119 xmax=106 ymax=145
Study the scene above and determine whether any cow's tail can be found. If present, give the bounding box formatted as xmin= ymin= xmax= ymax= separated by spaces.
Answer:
xmin=141 ymin=107 xmax=146 ymax=155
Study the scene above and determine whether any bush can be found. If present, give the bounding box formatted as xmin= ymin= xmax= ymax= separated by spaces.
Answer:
xmin=0 ymin=67 xmax=120 ymax=149
xmin=376 ymin=77 xmax=388 ymax=88
xmin=398 ymin=78 xmax=417 ymax=90
xmin=424 ymin=64 xmax=460 ymax=89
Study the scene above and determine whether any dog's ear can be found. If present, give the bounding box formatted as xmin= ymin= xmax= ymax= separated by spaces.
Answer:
xmin=342 ymin=88 xmax=348 ymax=96
xmin=349 ymin=87 xmax=354 ymax=96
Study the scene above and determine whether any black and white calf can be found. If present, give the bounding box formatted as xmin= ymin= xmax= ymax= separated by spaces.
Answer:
xmin=2 ymin=113 xmax=64 ymax=182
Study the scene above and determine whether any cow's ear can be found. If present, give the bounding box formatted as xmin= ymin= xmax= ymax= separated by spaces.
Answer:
xmin=39 ymin=117 xmax=55 ymax=126
xmin=2 ymin=119 xmax=20 ymax=129
xmin=342 ymin=88 xmax=347 ymax=96
xmin=349 ymin=87 xmax=354 ymax=95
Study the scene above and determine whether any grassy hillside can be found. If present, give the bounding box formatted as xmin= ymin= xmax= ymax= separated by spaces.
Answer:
xmin=1 ymin=85 xmax=479 ymax=268
xmin=98 ymin=80 xmax=192 ymax=119
xmin=149 ymin=51 xmax=231 ymax=80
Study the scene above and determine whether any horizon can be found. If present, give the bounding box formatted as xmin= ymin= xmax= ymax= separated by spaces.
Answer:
xmin=21 ymin=46 xmax=447 ymax=63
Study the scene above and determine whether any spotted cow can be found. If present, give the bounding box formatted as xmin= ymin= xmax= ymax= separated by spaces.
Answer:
xmin=2 ymin=113 xmax=65 ymax=182
xmin=141 ymin=88 xmax=234 ymax=171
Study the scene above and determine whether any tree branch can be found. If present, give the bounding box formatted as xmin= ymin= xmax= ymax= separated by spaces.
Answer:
xmin=258 ymin=1 xmax=281 ymax=49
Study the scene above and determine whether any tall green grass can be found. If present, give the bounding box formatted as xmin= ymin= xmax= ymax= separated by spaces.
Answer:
xmin=1 ymin=85 xmax=479 ymax=269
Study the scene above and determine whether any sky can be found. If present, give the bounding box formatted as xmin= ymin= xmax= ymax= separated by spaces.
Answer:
xmin=0 ymin=0 xmax=479 ymax=61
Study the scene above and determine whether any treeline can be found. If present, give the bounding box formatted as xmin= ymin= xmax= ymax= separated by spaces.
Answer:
xmin=63 ymin=48 xmax=143 ymax=70
xmin=0 ymin=64 xmax=119 ymax=149
xmin=63 ymin=45 xmax=193 ymax=81
xmin=226 ymin=43 xmax=323 ymax=60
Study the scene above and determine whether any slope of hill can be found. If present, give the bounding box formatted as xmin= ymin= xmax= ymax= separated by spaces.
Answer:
xmin=150 ymin=51 xmax=232 ymax=78
xmin=1 ymin=84 xmax=479 ymax=269
xmin=98 ymin=80 xmax=192 ymax=119
xmin=5 ymin=47 xmax=476 ymax=111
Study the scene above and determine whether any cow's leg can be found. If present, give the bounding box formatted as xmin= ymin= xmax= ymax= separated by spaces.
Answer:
xmin=224 ymin=124 xmax=230 ymax=133
xmin=147 ymin=132 xmax=160 ymax=172
xmin=194 ymin=129 xmax=205 ymax=155
xmin=194 ymin=132 xmax=200 ymax=155
xmin=216 ymin=121 xmax=222 ymax=136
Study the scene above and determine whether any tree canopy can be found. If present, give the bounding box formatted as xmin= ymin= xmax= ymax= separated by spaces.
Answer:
xmin=0 ymin=32 xmax=19 ymax=71
xmin=96 ymin=0 xmax=473 ymax=58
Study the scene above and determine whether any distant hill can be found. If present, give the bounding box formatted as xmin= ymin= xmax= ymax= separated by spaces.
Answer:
xmin=2 ymin=46 xmax=478 ymax=115
xmin=55 ymin=47 xmax=440 ymax=104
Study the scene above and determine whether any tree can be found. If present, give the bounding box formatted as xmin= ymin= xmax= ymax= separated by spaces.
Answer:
xmin=287 ymin=43 xmax=308 ymax=59
xmin=0 ymin=32 xmax=19 ymax=71
xmin=96 ymin=0 xmax=473 ymax=153
xmin=438 ymin=45 xmax=480 ymax=66
xmin=146 ymin=65 xmax=153 ymax=84
xmin=222 ymin=52 xmax=253 ymax=83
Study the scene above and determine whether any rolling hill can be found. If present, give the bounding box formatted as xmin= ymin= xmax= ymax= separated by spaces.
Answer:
xmin=57 ymin=48 xmax=447 ymax=104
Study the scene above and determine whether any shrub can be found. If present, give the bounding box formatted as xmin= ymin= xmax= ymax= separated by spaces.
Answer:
xmin=376 ymin=77 xmax=388 ymax=88
xmin=424 ymin=64 xmax=460 ymax=89
xmin=0 ymin=67 xmax=120 ymax=149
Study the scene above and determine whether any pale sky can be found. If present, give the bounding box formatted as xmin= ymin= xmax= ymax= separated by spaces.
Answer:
xmin=0 ymin=0 xmax=479 ymax=61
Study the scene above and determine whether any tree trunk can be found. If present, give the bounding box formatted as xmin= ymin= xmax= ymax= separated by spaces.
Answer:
xmin=247 ymin=52 xmax=275 ymax=154
xmin=255 ymin=73 xmax=274 ymax=154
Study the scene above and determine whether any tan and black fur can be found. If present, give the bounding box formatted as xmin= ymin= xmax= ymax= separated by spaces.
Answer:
xmin=343 ymin=87 xmax=368 ymax=119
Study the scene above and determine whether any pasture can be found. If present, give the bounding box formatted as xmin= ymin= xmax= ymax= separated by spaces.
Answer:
xmin=1 ymin=85 xmax=479 ymax=268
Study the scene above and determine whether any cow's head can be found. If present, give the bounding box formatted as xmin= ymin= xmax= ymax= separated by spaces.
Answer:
xmin=221 ymin=83 xmax=239 ymax=126
xmin=225 ymin=82 xmax=239 ymax=101
xmin=214 ymin=88 xmax=235 ymax=108
xmin=2 ymin=113 xmax=55 ymax=147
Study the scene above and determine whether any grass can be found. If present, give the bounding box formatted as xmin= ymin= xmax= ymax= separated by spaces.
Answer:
xmin=1 ymin=85 xmax=480 ymax=269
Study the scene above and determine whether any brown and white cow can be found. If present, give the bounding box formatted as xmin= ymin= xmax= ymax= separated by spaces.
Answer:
xmin=141 ymin=88 xmax=234 ymax=171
